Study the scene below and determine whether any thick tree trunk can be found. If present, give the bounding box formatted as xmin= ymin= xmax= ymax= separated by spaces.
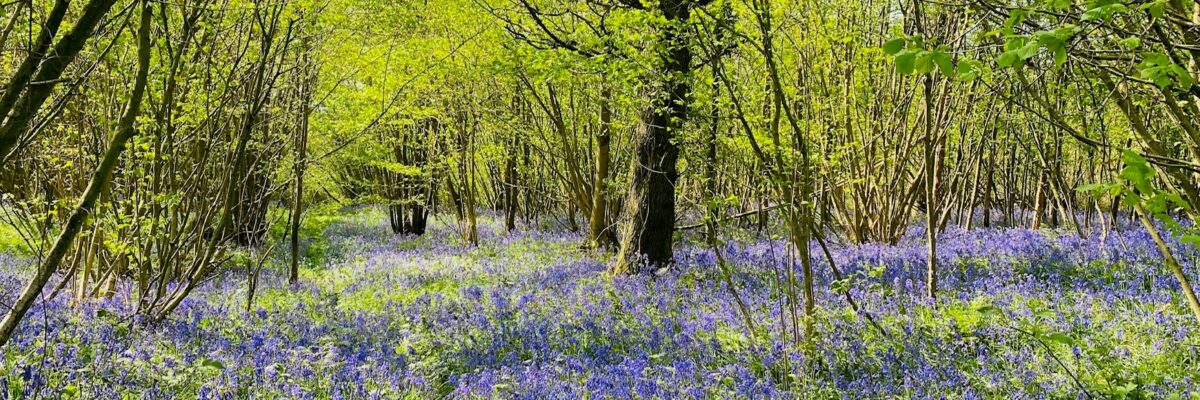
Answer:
xmin=0 ymin=0 xmax=151 ymax=348
xmin=389 ymin=203 xmax=408 ymax=234
xmin=411 ymin=198 xmax=428 ymax=235
xmin=612 ymin=0 xmax=692 ymax=274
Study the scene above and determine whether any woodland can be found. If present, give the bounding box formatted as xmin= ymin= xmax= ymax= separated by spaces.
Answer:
xmin=0 ymin=0 xmax=1199 ymax=398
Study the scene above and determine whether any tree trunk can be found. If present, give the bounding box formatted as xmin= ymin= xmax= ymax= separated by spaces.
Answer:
xmin=1031 ymin=170 xmax=1046 ymax=230
xmin=290 ymin=62 xmax=312 ymax=286
xmin=705 ymin=62 xmax=720 ymax=244
xmin=1135 ymin=204 xmax=1200 ymax=324
xmin=923 ymin=75 xmax=939 ymax=301
xmin=613 ymin=0 xmax=692 ymax=274
xmin=589 ymin=85 xmax=612 ymax=247
xmin=505 ymin=136 xmax=519 ymax=232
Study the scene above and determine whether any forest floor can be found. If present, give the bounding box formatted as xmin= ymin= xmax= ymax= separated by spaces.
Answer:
xmin=1 ymin=208 xmax=1199 ymax=399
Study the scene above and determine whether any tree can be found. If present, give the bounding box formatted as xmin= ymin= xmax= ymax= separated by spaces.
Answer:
xmin=611 ymin=0 xmax=710 ymax=273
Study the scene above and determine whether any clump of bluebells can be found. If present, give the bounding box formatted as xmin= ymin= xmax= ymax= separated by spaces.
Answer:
xmin=2 ymin=209 xmax=1199 ymax=399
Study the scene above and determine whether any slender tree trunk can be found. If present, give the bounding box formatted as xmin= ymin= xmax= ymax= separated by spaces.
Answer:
xmin=983 ymin=159 xmax=993 ymax=228
xmin=289 ymin=59 xmax=312 ymax=286
xmin=461 ymin=122 xmax=479 ymax=245
xmin=1031 ymin=170 xmax=1046 ymax=230
xmin=923 ymin=76 xmax=938 ymax=301
xmin=0 ymin=0 xmax=151 ymax=347
xmin=505 ymin=135 xmax=519 ymax=232
xmin=0 ymin=2 xmax=28 ymax=55
xmin=912 ymin=0 xmax=939 ymax=301
xmin=590 ymin=85 xmax=613 ymax=247
xmin=705 ymin=60 xmax=720 ymax=244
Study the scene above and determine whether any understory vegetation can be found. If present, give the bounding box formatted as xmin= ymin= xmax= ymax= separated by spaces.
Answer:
xmin=3 ymin=210 xmax=1200 ymax=398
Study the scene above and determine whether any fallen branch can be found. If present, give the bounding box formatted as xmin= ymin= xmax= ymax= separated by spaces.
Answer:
xmin=675 ymin=204 xmax=784 ymax=231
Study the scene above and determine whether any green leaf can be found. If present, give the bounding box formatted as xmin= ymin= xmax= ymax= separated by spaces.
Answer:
xmin=1044 ymin=332 xmax=1075 ymax=346
xmin=1016 ymin=42 xmax=1041 ymax=60
xmin=1116 ymin=382 xmax=1139 ymax=395
xmin=997 ymin=51 xmax=1021 ymax=67
xmin=956 ymin=60 xmax=981 ymax=81
xmin=1140 ymin=0 xmax=1166 ymax=18
xmin=1166 ymin=192 xmax=1189 ymax=209
xmin=1147 ymin=194 xmax=1169 ymax=213
xmin=1004 ymin=9 xmax=1028 ymax=29
xmin=1122 ymin=149 xmax=1149 ymax=167
xmin=1082 ymin=3 xmax=1129 ymax=21
xmin=1182 ymin=234 xmax=1200 ymax=246
xmin=1119 ymin=37 xmax=1141 ymax=49
xmin=199 ymin=358 xmax=225 ymax=370
xmin=1053 ymin=24 xmax=1081 ymax=38
xmin=1120 ymin=165 xmax=1151 ymax=188
xmin=1034 ymin=31 xmax=1061 ymax=47
xmin=1075 ymin=183 xmax=1114 ymax=193
xmin=1138 ymin=53 xmax=1184 ymax=89
xmin=932 ymin=52 xmax=954 ymax=75
xmin=973 ymin=304 xmax=1003 ymax=316
xmin=895 ymin=50 xmax=918 ymax=75
xmin=1003 ymin=37 xmax=1026 ymax=52
xmin=1172 ymin=64 xmax=1196 ymax=89
xmin=1123 ymin=192 xmax=1141 ymax=207
xmin=882 ymin=37 xmax=906 ymax=55
xmin=915 ymin=51 xmax=935 ymax=74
